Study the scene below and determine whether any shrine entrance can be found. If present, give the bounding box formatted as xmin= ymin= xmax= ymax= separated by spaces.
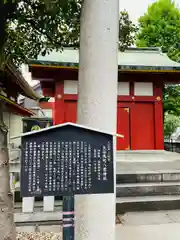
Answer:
xmin=29 ymin=47 xmax=180 ymax=151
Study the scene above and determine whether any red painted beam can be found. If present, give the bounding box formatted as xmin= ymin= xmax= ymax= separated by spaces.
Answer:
xmin=117 ymin=96 xmax=156 ymax=102
xmin=64 ymin=94 xmax=78 ymax=100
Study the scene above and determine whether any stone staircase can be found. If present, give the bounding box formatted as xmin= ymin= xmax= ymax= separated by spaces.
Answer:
xmin=12 ymin=150 xmax=180 ymax=216
xmin=15 ymin=170 xmax=180 ymax=216
xmin=116 ymin=171 xmax=180 ymax=213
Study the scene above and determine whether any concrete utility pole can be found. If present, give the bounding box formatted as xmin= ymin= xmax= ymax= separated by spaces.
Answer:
xmin=75 ymin=0 xmax=119 ymax=239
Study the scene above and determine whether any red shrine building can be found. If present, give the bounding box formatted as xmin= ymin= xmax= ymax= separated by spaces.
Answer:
xmin=28 ymin=47 xmax=180 ymax=151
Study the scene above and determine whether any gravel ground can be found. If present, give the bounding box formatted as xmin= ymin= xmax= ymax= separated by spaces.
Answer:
xmin=16 ymin=232 xmax=62 ymax=239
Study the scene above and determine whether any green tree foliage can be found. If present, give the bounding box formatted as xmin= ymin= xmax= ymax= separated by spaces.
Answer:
xmin=0 ymin=0 xmax=81 ymax=65
xmin=164 ymin=113 xmax=180 ymax=139
xmin=164 ymin=85 xmax=180 ymax=116
xmin=136 ymin=0 xmax=180 ymax=116
xmin=0 ymin=1 xmax=137 ymax=66
xmin=119 ymin=10 xmax=138 ymax=51
xmin=136 ymin=0 xmax=180 ymax=56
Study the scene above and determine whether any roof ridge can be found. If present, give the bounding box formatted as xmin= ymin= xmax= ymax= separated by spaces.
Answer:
xmin=28 ymin=47 xmax=180 ymax=70
xmin=125 ymin=47 xmax=161 ymax=52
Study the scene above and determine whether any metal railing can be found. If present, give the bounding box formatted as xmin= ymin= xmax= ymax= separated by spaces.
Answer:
xmin=164 ymin=141 xmax=180 ymax=153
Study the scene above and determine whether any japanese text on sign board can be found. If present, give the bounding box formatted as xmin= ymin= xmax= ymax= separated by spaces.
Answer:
xmin=21 ymin=127 xmax=114 ymax=197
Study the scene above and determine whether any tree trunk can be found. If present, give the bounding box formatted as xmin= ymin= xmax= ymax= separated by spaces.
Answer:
xmin=0 ymin=102 xmax=16 ymax=240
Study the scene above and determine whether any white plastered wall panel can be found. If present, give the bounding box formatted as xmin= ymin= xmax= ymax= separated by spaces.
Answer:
xmin=134 ymin=82 xmax=153 ymax=96
xmin=118 ymin=82 xmax=130 ymax=95
xmin=64 ymin=80 xmax=78 ymax=94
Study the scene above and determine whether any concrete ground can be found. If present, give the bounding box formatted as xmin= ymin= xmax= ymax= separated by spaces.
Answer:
xmin=16 ymin=210 xmax=180 ymax=239
xmin=116 ymin=223 xmax=180 ymax=240
xmin=116 ymin=210 xmax=180 ymax=239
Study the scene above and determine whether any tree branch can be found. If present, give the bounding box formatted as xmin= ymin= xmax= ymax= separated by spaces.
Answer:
xmin=22 ymin=17 xmax=79 ymax=48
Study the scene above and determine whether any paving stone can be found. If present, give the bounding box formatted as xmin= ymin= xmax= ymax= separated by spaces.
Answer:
xmin=116 ymin=223 xmax=180 ymax=240
xmin=166 ymin=210 xmax=180 ymax=223
xmin=120 ymin=211 xmax=173 ymax=226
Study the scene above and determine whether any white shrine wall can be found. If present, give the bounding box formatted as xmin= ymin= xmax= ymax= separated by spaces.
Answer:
xmin=117 ymin=82 xmax=129 ymax=95
xmin=134 ymin=82 xmax=153 ymax=96
xmin=64 ymin=80 xmax=78 ymax=94
xmin=63 ymin=80 xmax=154 ymax=96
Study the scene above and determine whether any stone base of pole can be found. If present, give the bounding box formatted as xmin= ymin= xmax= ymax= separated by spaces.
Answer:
xmin=75 ymin=194 xmax=115 ymax=239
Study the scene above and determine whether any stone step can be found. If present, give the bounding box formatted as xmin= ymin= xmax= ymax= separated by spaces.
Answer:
xmin=116 ymin=195 xmax=180 ymax=213
xmin=16 ymin=196 xmax=180 ymax=215
xmin=116 ymin=172 xmax=180 ymax=184
xmin=15 ymin=195 xmax=180 ymax=215
xmin=14 ymin=171 xmax=180 ymax=192
xmin=116 ymin=182 xmax=180 ymax=197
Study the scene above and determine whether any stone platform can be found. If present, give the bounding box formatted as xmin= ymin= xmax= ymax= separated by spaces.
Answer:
xmin=117 ymin=150 xmax=180 ymax=163
xmin=117 ymin=158 xmax=180 ymax=174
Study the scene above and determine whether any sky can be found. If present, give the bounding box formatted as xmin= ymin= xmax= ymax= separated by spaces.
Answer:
xmin=119 ymin=0 xmax=180 ymax=23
